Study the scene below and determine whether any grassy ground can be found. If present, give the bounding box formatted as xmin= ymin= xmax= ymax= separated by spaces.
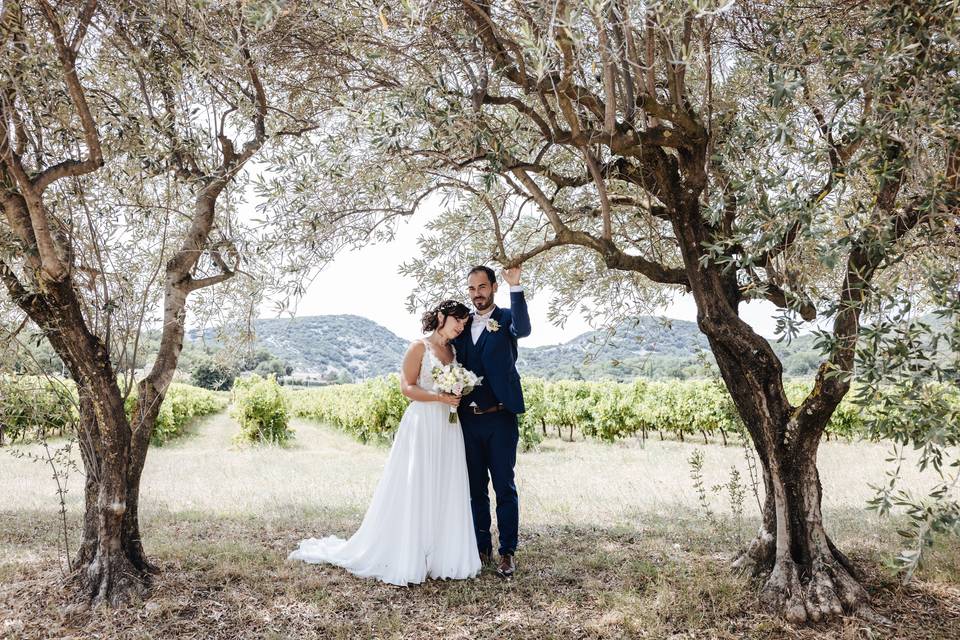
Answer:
xmin=1 ymin=412 xmax=958 ymax=639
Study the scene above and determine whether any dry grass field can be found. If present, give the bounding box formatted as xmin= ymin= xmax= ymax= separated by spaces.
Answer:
xmin=1 ymin=412 xmax=959 ymax=639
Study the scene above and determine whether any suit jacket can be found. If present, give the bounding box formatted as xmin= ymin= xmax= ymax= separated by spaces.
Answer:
xmin=454 ymin=290 xmax=531 ymax=415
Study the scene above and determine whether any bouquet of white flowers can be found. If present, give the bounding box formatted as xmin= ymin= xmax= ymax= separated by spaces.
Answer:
xmin=432 ymin=362 xmax=483 ymax=423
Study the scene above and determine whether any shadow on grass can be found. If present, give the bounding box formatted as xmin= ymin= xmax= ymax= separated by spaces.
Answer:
xmin=1 ymin=509 xmax=958 ymax=639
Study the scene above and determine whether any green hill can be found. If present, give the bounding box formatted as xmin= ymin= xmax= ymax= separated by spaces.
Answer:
xmin=189 ymin=314 xmax=824 ymax=382
xmin=190 ymin=315 xmax=411 ymax=383
xmin=517 ymin=316 xmax=822 ymax=380
xmin=13 ymin=311 xmax=945 ymax=383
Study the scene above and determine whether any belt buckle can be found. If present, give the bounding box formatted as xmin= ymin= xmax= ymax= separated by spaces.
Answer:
xmin=473 ymin=404 xmax=502 ymax=415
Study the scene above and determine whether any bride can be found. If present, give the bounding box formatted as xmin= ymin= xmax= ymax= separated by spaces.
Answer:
xmin=288 ymin=300 xmax=481 ymax=585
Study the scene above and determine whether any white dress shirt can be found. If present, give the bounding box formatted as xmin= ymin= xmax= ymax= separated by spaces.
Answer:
xmin=471 ymin=286 xmax=523 ymax=344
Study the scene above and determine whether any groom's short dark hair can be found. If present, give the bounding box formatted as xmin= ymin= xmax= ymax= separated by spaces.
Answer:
xmin=468 ymin=265 xmax=496 ymax=284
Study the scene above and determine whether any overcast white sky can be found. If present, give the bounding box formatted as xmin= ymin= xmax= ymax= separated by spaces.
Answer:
xmin=264 ymin=212 xmax=786 ymax=348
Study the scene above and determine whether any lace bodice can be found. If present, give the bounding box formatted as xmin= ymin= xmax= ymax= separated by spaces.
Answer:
xmin=419 ymin=338 xmax=456 ymax=391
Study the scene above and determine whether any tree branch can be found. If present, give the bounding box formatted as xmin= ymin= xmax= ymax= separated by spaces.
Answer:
xmin=184 ymin=271 xmax=235 ymax=293
xmin=751 ymin=276 xmax=817 ymax=322
xmin=509 ymin=167 xmax=567 ymax=234
xmin=796 ymin=142 xmax=922 ymax=439
xmin=35 ymin=0 xmax=103 ymax=191
xmin=592 ymin=9 xmax=617 ymax=136
xmin=609 ymin=0 xmax=637 ymax=125
xmin=566 ymin=228 xmax=688 ymax=285
xmin=643 ymin=11 xmax=659 ymax=128
xmin=69 ymin=0 xmax=98 ymax=50
xmin=581 ymin=145 xmax=613 ymax=239
xmin=758 ymin=83 xmax=874 ymax=267
xmin=500 ymin=227 xmax=688 ymax=287
xmin=482 ymin=94 xmax=554 ymax=140
xmin=0 ymin=257 xmax=33 ymax=308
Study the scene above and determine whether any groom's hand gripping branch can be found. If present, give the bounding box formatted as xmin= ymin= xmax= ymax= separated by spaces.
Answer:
xmin=503 ymin=266 xmax=531 ymax=339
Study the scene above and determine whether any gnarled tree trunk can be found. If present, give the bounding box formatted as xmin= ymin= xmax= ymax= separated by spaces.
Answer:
xmin=1 ymin=0 xmax=273 ymax=610
xmin=674 ymin=196 xmax=878 ymax=623
xmin=74 ymin=386 xmax=162 ymax=581
xmin=708 ymin=330 xmax=870 ymax=623
xmin=12 ymin=278 xmax=151 ymax=606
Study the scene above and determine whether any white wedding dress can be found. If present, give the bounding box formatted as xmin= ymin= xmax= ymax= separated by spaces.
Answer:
xmin=288 ymin=339 xmax=481 ymax=586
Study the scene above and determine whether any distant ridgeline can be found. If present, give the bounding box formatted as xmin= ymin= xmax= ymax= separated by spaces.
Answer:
xmin=187 ymin=315 xmax=410 ymax=384
xmin=188 ymin=314 xmax=826 ymax=383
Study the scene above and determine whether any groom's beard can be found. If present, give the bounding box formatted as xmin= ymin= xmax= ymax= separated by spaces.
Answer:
xmin=473 ymin=297 xmax=492 ymax=312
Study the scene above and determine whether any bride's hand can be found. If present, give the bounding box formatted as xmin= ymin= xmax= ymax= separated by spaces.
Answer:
xmin=437 ymin=392 xmax=461 ymax=407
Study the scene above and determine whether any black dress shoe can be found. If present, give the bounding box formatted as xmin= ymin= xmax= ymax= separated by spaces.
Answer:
xmin=496 ymin=554 xmax=515 ymax=578
xmin=479 ymin=551 xmax=493 ymax=566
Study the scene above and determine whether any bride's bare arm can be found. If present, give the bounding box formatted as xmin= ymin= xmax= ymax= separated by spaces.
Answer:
xmin=400 ymin=341 xmax=460 ymax=406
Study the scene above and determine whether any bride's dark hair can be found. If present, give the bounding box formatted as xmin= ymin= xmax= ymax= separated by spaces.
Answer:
xmin=421 ymin=299 xmax=470 ymax=333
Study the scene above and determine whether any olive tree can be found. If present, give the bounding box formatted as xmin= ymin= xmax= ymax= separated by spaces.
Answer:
xmin=0 ymin=0 xmax=338 ymax=604
xmin=268 ymin=0 xmax=959 ymax=622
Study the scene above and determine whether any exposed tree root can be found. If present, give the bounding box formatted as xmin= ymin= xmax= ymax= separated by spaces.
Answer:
xmin=760 ymin=557 xmax=808 ymax=624
xmin=732 ymin=526 xmax=775 ymax=577
xmin=745 ymin=548 xmax=888 ymax=625
xmin=77 ymin=551 xmax=149 ymax=608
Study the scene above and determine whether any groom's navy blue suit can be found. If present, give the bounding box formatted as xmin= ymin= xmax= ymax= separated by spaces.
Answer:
xmin=454 ymin=290 xmax=531 ymax=557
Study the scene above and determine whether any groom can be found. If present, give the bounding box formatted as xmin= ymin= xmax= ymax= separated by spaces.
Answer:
xmin=454 ymin=265 xmax=531 ymax=578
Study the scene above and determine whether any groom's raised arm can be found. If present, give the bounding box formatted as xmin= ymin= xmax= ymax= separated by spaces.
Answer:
xmin=503 ymin=267 xmax=531 ymax=339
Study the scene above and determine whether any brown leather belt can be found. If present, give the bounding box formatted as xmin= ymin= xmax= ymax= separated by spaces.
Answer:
xmin=472 ymin=404 xmax=504 ymax=415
